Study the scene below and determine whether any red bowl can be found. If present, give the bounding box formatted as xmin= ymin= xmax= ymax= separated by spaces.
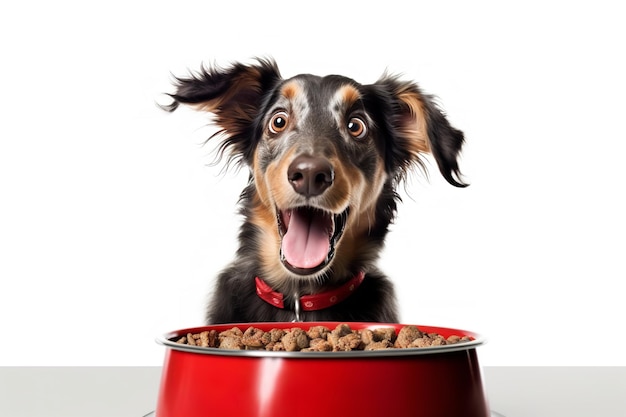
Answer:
xmin=156 ymin=322 xmax=489 ymax=417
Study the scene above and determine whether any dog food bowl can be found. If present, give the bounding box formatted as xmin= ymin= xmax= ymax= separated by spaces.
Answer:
xmin=155 ymin=322 xmax=489 ymax=417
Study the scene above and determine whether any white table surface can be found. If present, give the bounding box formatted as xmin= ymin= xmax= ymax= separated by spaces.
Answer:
xmin=1 ymin=367 xmax=624 ymax=417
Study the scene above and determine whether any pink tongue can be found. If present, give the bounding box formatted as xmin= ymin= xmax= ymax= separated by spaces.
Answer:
xmin=282 ymin=209 xmax=331 ymax=269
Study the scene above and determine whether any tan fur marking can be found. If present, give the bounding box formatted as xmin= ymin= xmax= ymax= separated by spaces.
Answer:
xmin=187 ymin=67 xmax=266 ymax=143
xmin=250 ymin=152 xmax=285 ymax=284
xmin=339 ymin=85 xmax=361 ymax=107
xmin=398 ymin=91 xmax=431 ymax=155
xmin=280 ymin=81 xmax=301 ymax=101
xmin=325 ymin=155 xmax=388 ymax=279
xmin=264 ymin=148 xmax=299 ymax=210
xmin=344 ymin=159 xmax=387 ymax=239
xmin=325 ymin=157 xmax=361 ymax=213
xmin=250 ymin=193 xmax=283 ymax=275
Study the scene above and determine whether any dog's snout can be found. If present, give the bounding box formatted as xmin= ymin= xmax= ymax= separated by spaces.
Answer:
xmin=288 ymin=155 xmax=334 ymax=197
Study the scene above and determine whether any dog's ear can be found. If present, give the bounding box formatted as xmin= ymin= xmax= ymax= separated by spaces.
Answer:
xmin=161 ymin=58 xmax=282 ymax=166
xmin=374 ymin=76 xmax=468 ymax=187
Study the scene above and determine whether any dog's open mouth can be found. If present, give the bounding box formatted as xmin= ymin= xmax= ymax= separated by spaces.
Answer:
xmin=278 ymin=206 xmax=348 ymax=275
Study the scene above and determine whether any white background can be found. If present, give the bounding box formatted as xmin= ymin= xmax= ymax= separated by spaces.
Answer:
xmin=1 ymin=1 xmax=624 ymax=366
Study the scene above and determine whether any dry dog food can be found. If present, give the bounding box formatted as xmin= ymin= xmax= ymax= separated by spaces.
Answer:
xmin=174 ymin=323 xmax=471 ymax=352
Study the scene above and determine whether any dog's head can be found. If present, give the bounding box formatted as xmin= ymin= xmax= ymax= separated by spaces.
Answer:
xmin=163 ymin=58 xmax=466 ymax=287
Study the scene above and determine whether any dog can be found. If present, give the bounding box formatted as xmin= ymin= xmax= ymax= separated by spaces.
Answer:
xmin=162 ymin=58 xmax=467 ymax=324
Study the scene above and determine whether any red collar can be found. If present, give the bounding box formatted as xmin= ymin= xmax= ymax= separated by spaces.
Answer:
xmin=255 ymin=271 xmax=365 ymax=312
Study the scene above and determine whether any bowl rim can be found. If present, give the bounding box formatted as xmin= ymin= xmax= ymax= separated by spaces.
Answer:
xmin=156 ymin=321 xmax=486 ymax=358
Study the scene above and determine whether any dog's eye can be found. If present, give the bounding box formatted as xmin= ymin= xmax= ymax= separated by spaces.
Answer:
xmin=347 ymin=117 xmax=367 ymax=139
xmin=269 ymin=111 xmax=289 ymax=134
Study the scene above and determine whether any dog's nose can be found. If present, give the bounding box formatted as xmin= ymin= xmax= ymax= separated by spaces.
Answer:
xmin=288 ymin=155 xmax=334 ymax=197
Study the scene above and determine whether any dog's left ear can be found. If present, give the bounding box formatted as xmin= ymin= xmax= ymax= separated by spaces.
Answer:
xmin=375 ymin=76 xmax=468 ymax=187
xmin=160 ymin=58 xmax=282 ymax=165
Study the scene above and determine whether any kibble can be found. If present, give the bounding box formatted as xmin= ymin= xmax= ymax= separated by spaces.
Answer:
xmin=174 ymin=324 xmax=471 ymax=352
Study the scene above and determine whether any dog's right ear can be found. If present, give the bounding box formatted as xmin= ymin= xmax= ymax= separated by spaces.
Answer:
xmin=160 ymin=58 xmax=282 ymax=165
xmin=371 ymin=75 xmax=468 ymax=188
